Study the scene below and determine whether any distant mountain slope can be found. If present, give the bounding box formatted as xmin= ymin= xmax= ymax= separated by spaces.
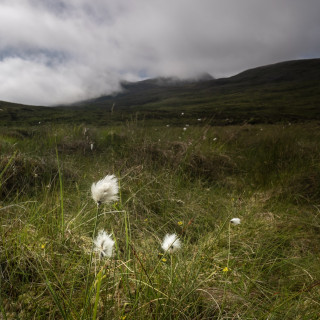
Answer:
xmin=1 ymin=58 xmax=320 ymax=126
xmin=77 ymin=58 xmax=320 ymax=109
xmin=218 ymin=58 xmax=320 ymax=85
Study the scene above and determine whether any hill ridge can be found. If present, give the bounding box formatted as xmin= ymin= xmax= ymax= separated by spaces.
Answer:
xmin=1 ymin=58 xmax=320 ymax=126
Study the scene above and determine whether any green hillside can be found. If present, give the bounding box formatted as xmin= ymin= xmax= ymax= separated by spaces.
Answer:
xmin=1 ymin=58 xmax=320 ymax=126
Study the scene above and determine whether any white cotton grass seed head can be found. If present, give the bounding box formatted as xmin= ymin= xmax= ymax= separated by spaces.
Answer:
xmin=161 ymin=233 xmax=181 ymax=253
xmin=94 ymin=230 xmax=115 ymax=258
xmin=91 ymin=174 xmax=119 ymax=206
xmin=230 ymin=218 xmax=241 ymax=225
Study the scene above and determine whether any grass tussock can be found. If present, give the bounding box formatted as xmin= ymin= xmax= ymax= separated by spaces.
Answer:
xmin=1 ymin=122 xmax=320 ymax=319
xmin=0 ymin=152 xmax=77 ymax=200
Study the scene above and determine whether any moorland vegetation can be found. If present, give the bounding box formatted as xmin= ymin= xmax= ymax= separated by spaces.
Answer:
xmin=1 ymin=58 xmax=320 ymax=319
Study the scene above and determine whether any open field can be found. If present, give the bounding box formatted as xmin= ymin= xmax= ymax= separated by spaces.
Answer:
xmin=1 ymin=120 xmax=320 ymax=319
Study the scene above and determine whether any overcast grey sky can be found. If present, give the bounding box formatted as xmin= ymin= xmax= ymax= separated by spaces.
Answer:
xmin=0 ymin=0 xmax=320 ymax=106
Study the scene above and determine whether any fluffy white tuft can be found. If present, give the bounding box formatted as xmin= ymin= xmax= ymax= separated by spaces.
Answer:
xmin=91 ymin=174 xmax=119 ymax=205
xmin=93 ymin=230 xmax=115 ymax=258
xmin=230 ymin=218 xmax=241 ymax=225
xmin=161 ymin=233 xmax=181 ymax=253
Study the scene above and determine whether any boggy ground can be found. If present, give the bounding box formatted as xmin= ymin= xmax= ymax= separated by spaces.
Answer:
xmin=1 ymin=121 xmax=320 ymax=319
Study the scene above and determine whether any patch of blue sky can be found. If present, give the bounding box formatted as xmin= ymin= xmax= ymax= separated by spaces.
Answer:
xmin=137 ymin=69 xmax=150 ymax=80
xmin=0 ymin=47 xmax=70 ymax=67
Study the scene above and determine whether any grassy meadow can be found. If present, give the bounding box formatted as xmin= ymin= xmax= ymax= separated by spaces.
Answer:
xmin=1 ymin=120 xmax=320 ymax=319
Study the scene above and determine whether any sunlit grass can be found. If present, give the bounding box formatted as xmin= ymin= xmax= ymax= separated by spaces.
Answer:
xmin=1 ymin=122 xmax=320 ymax=319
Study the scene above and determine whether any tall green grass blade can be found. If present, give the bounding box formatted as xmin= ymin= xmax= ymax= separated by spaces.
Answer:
xmin=55 ymin=145 xmax=64 ymax=239
xmin=44 ymin=278 xmax=69 ymax=320
xmin=92 ymin=268 xmax=103 ymax=320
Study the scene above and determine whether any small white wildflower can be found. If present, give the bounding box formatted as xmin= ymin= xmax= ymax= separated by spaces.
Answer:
xmin=213 ymin=137 xmax=217 ymax=141
xmin=161 ymin=233 xmax=181 ymax=253
xmin=166 ymin=124 xmax=170 ymax=127
xmin=183 ymin=127 xmax=187 ymax=131
xmin=181 ymin=112 xmax=184 ymax=116
xmin=94 ymin=230 xmax=115 ymax=258
xmin=197 ymin=118 xmax=202 ymax=121
xmin=90 ymin=143 xmax=94 ymax=151
xmin=91 ymin=175 xmax=119 ymax=206
xmin=230 ymin=218 xmax=241 ymax=225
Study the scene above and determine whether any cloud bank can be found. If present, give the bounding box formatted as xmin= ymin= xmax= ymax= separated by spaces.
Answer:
xmin=0 ymin=0 xmax=320 ymax=105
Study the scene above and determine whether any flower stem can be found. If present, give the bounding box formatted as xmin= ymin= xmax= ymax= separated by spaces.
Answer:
xmin=81 ymin=205 xmax=100 ymax=320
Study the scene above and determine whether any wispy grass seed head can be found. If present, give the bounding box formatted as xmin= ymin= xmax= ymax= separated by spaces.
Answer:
xmin=161 ymin=233 xmax=181 ymax=253
xmin=230 ymin=218 xmax=241 ymax=225
xmin=94 ymin=230 xmax=115 ymax=258
xmin=91 ymin=174 xmax=119 ymax=206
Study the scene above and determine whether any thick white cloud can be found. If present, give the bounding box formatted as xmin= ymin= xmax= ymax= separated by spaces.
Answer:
xmin=0 ymin=0 xmax=319 ymax=105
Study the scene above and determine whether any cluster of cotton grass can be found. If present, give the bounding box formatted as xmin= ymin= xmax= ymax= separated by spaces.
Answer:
xmin=90 ymin=174 xmax=241 ymax=263
xmin=90 ymin=175 xmax=118 ymax=258
xmin=91 ymin=175 xmax=119 ymax=207
xmin=161 ymin=233 xmax=181 ymax=253
xmin=91 ymin=174 xmax=182 ymax=259
xmin=93 ymin=230 xmax=115 ymax=258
